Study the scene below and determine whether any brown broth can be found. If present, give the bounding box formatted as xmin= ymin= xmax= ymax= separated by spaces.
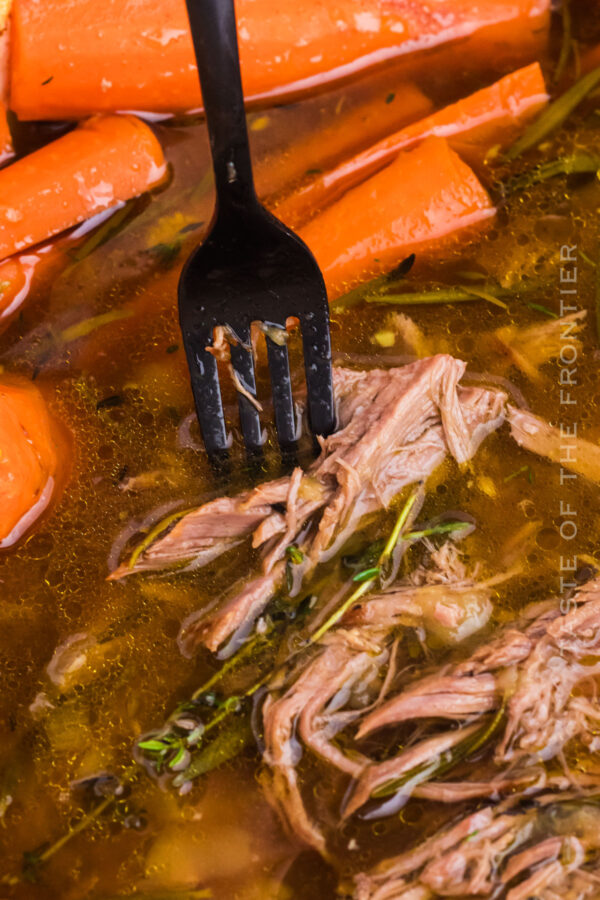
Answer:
xmin=2 ymin=21 xmax=600 ymax=899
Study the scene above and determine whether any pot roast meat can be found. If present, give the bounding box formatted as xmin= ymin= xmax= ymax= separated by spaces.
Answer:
xmin=342 ymin=723 xmax=481 ymax=819
xmin=355 ymin=801 xmax=600 ymax=900
xmin=111 ymin=356 xmax=507 ymax=653
xmin=508 ymin=405 xmax=600 ymax=484
xmin=356 ymin=673 xmax=498 ymax=738
xmin=340 ymin=576 xmax=600 ymax=818
xmin=343 ymin=542 xmax=496 ymax=644
xmin=261 ymin=630 xmax=389 ymax=855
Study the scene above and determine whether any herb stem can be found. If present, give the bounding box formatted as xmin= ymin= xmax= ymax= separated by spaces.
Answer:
xmin=309 ymin=486 xmax=420 ymax=643
xmin=506 ymin=64 xmax=600 ymax=159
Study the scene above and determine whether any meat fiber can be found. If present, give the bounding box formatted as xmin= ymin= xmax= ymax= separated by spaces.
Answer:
xmin=112 ymin=355 xmax=506 ymax=653
xmin=344 ymin=543 xmax=498 ymax=644
xmin=508 ymin=405 xmax=600 ymax=484
xmin=261 ymin=629 xmax=388 ymax=855
xmin=489 ymin=311 xmax=585 ymax=383
xmin=354 ymin=799 xmax=600 ymax=900
xmin=344 ymin=576 xmax=600 ymax=816
xmin=260 ymin=545 xmax=502 ymax=846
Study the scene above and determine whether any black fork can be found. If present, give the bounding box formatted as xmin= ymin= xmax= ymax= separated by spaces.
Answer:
xmin=178 ymin=0 xmax=335 ymax=458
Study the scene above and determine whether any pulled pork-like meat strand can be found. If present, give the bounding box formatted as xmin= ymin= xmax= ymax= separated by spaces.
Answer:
xmin=498 ymin=594 xmax=600 ymax=764
xmin=343 ymin=724 xmax=481 ymax=819
xmin=112 ymin=355 xmax=506 ymax=653
xmin=356 ymin=672 xmax=497 ymax=738
xmin=490 ymin=311 xmax=585 ymax=383
xmin=354 ymin=806 xmax=519 ymax=900
xmin=262 ymin=629 xmax=388 ymax=854
xmin=262 ymin=544 xmax=499 ymax=840
xmin=344 ymin=543 xmax=504 ymax=644
xmin=508 ymin=405 xmax=600 ymax=484
xmin=355 ymin=801 xmax=600 ymax=900
xmin=345 ymin=577 xmax=600 ymax=816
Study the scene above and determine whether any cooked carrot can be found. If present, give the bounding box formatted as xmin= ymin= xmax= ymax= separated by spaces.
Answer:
xmin=10 ymin=0 xmax=550 ymax=119
xmin=0 ymin=19 xmax=11 ymax=165
xmin=276 ymin=63 xmax=548 ymax=228
xmin=255 ymin=82 xmax=432 ymax=201
xmin=0 ymin=99 xmax=12 ymax=165
xmin=0 ymin=114 xmax=166 ymax=262
xmin=0 ymin=378 xmax=61 ymax=547
xmin=299 ymin=137 xmax=495 ymax=300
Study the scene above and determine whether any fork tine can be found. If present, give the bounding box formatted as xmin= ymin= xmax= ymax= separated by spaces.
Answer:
xmin=185 ymin=330 xmax=229 ymax=457
xmin=300 ymin=306 xmax=335 ymax=437
xmin=229 ymin=325 xmax=263 ymax=452
xmin=265 ymin=337 xmax=296 ymax=447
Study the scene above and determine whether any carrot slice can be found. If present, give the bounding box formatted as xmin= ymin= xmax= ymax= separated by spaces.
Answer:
xmin=0 ymin=378 xmax=62 ymax=547
xmin=256 ymin=81 xmax=432 ymax=202
xmin=0 ymin=98 xmax=12 ymax=165
xmin=276 ymin=63 xmax=548 ymax=228
xmin=10 ymin=0 xmax=550 ymax=119
xmin=299 ymin=137 xmax=495 ymax=300
xmin=0 ymin=114 xmax=166 ymax=263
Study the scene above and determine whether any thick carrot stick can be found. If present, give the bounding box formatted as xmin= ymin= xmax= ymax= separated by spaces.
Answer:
xmin=10 ymin=0 xmax=550 ymax=119
xmin=255 ymin=82 xmax=432 ymax=201
xmin=275 ymin=63 xmax=548 ymax=228
xmin=0 ymin=378 xmax=62 ymax=547
xmin=0 ymin=114 xmax=166 ymax=262
xmin=299 ymin=137 xmax=495 ymax=300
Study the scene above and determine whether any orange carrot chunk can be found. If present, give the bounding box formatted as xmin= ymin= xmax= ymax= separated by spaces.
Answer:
xmin=0 ymin=98 xmax=12 ymax=165
xmin=0 ymin=114 xmax=166 ymax=262
xmin=299 ymin=137 xmax=495 ymax=300
xmin=10 ymin=0 xmax=550 ymax=119
xmin=276 ymin=63 xmax=548 ymax=228
xmin=256 ymin=81 xmax=433 ymax=202
xmin=0 ymin=379 xmax=61 ymax=547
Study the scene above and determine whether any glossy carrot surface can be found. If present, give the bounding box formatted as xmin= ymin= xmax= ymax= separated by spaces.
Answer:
xmin=0 ymin=99 xmax=12 ymax=165
xmin=256 ymin=81 xmax=432 ymax=202
xmin=0 ymin=378 xmax=60 ymax=547
xmin=300 ymin=137 xmax=495 ymax=299
xmin=10 ymin=0 xmax=550 ymax=119
xmin=277 ymin=63 xmax=548 ymax=228
xmin=0 ymin=114 xmax=166 ymax=262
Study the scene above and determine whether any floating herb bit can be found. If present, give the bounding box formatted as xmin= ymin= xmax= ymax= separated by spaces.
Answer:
xmin=353 ymin=566 xmax=381 ymax=583
xmin=553 ymin=0 xmax=573 ymax=84
xmin=60 ymin=308 xmax=134 ymax=343
xmin=286 ymin=544 xmax=304 ymax=564
xmin=364 ymin=284 xmax=512 ymax=309
xmin=506 ymin=64 xmax=600 ymax=159
xmin=172 ymin=714 xmax=252 ymax=787
xmin=343 ymin=539 xmax=386 ymax=573
xmin=69 ymin=198 xmax=140 ymax=262
xmin=501 ymin=153 xmax=600 ymax=196
xmin=331 ymin=255 xmax=416 ymax=310
xmin=402 ymin=520 xmax=472 ymax=542
xmin=526 ymin=302 xmax=558 ymax=319
xmin=504 ymin=465 xmax=534 ymax=484
xmin=310 ymin=486 xmax=421 ymax=642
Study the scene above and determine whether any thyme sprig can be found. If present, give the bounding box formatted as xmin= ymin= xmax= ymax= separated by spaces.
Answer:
xmin=506 ymin=64 xmax=600 ymax=159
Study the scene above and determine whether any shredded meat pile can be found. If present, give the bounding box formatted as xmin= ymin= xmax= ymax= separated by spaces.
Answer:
xmin=102 ymin=350 xmax=600 ymax=897
xmin=259 ymin=575 xmax=600 ymax=874
xmin=355 ymin=798 xmax=600 ymax=899
xmin=111 ymin=355 xmax=506 ymax=651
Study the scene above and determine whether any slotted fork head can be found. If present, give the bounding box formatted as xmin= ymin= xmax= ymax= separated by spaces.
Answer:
xmin=178 ymin=207 xmax=335 ymax=457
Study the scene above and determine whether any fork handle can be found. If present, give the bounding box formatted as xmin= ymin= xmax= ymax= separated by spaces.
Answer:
xmin=185 ymin=0 xmax=258 ymax=215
